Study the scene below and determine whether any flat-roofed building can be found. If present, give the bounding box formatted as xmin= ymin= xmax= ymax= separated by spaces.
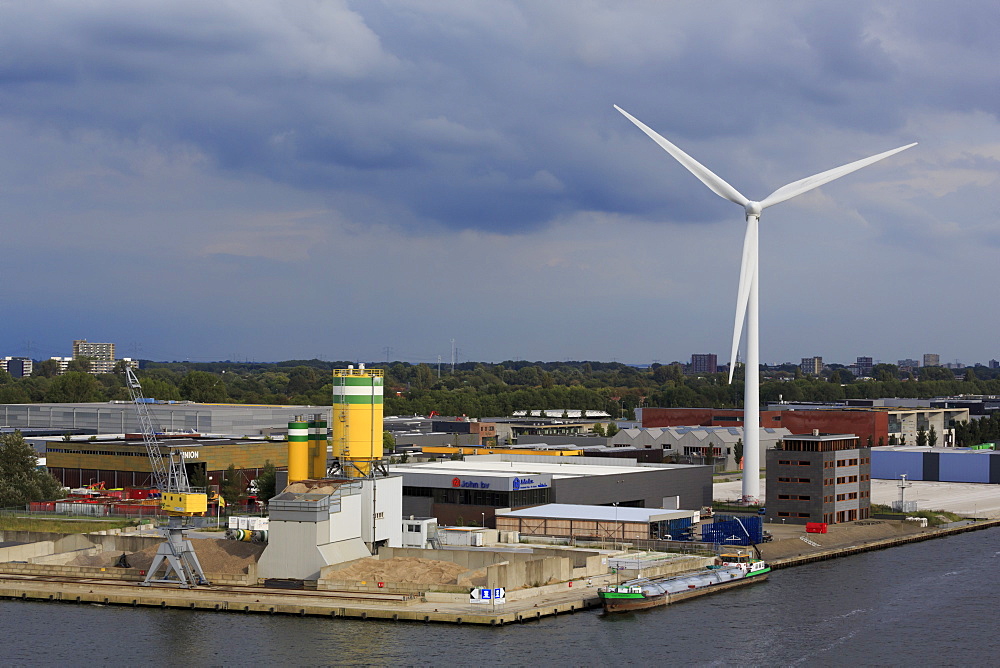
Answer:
xmin=765 ymin=433 xmax=871 ymax=525
xmin=496 ymin=503 xmax=699 ymax=541
xmin=44 ymin=435 xmax=289 ymax=489
xmin=800 ymin=356 xmax=823 ymax=376
xmin=690 ymin=354 xmax=718 ymax=375
xmin=0 ymin=401 xmax=328 ymax=437
xmin=0 ymin=357 xmax=33 ymax=378
xmin=390 ymin=454 xmax=711 ymax=527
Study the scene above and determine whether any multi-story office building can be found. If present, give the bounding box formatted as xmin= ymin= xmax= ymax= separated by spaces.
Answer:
xmin=898 ymin=359 xmax=919 ymax=373
xmin=0 ymin=357 xmax=33 ymax=378
xmin=923 ymin=353 xmax=940 ymax=367
xmin=689 ymin=353 xmax=718 ymax=375
xmin=855 ymin=356 xmax=873 ymax=378
xmin=800 ymin=356 xmax=823 ymax=376
xmin=765 ymin=433 xmax=871 ymax=525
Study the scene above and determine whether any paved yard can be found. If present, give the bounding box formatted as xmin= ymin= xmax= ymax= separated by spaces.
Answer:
xmin=714 ymin=478 xmax=1000 ymax=518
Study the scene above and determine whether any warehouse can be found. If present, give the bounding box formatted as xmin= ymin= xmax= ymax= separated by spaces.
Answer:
xmin=390 ymin=454 xmax=712 ymax=527
xmin=871 ymin=446 xmax=1000 ymax=483
xmin=0 ymin=401 xmax=328 ymax=437
xmin=44 ymin=436 xmax=288 ymax=489
xmin=495 ymin=504 xmax=698 ymax=541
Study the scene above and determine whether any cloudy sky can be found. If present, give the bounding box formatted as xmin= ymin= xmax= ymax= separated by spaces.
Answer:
xmin=2 ymin=1 xmax=997 ymax=366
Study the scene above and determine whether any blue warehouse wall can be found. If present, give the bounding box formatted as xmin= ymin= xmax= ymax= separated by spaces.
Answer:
xmin=939 ymin=451 xmax=991 ymax=483
xmin=872 ymin=450 xmax=924 ymax=480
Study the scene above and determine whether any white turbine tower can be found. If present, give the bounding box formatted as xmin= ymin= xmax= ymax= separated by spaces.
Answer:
xmin=615 ymin=105 xmax=915 ymax=502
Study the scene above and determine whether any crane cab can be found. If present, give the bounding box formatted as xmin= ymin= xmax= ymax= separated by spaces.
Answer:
xmin=161 ymin=491 xmax=208 ymax=515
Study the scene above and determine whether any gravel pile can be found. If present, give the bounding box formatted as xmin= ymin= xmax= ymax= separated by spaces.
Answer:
xmin=326 ymin=557 xmax=487 ymax=586
xmin=70 ymin=538 xmax=265 ymax=574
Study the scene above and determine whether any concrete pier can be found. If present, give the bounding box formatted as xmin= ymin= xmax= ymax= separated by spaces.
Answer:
xmin=0 ymin=574 xmax=606 ymax=625
xmin=3 ymin=519 xmax=998 ymax=625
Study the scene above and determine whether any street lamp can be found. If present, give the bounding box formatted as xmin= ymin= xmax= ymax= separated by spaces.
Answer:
xmin=482 ymin=512 xmax=486 ymax=528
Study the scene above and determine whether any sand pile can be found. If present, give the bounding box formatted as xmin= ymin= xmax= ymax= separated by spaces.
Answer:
xmin=70 ymin=539 xmax=265 ymax=574
xmin=458 ymin=568 xmax=488 ymax=587
xmin=327 ymin=557 xmax=485 ymax=586
xmin=283 ymin=482 xmax=340 ymax=495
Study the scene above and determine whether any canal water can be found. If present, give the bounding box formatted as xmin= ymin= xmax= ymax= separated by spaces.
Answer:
xmin=2 ymin=529 xmax=997 ymax=666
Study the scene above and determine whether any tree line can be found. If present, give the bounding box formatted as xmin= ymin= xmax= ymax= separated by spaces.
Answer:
xmin=2 ymin=359 xmax=998 ymax=420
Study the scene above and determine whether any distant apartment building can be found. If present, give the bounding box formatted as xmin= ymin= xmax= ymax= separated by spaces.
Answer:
xmin=800 ymin=357 xmax=823 ymax=376
xmin=923 ymin=353 xmax=940 ymax=367
xmin=689 ymin=354 xmax=718 ymax=375
xmin=898 ymin=359 xmax=919 ymax=373
xmin=0 ymin=357 xmax=33 ymax=378
xmin=73 ymin=339 xmax=116 ymax=374
xmin=991 ymin=360 xmax=1000 ymax=369
xmin=49 ymin=357 xmax=73 ymax=374
xmin=765 ymin=433 xmax=872 ymax=525
xmin=855 ymin=357 xmax=873 ymax=378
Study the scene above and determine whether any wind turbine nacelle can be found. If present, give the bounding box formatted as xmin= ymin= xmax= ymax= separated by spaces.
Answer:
xmin=744 ymin=201 xmax=762 ymax=218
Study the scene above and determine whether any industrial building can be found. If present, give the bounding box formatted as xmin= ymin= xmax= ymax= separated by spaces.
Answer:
xmin=43 ymin=435 xmax=289 ymax=489
xmin=258 ymin=365 xmax=403 ymax=580
xmin=765 ymin=433 xmax=872 ymax=525
xmin=610 ymin=426 xmax=791 ymax=471
xmin=385 ymin=414 xmax=608 ymax=448
xmin=495 ymin=504 xmax=698 ymax=541
xmin=391 ymin=454 xmax=712 ymax=527
xmin=871 ymin=446 xmax=1000 ymax=484
xmin=0 ymin=401 xmax=329 ymax=437
xmin=639 ymin=404 xmax=969 ymax=449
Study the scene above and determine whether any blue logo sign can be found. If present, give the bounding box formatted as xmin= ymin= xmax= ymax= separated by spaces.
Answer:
xmin=511 ymin=476 xmax=547 ymax=491
xmin=481 ymin=588 xmax=492 ymax=600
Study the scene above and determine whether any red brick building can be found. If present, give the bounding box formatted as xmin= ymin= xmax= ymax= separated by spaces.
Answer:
xmin=640 ymin=407 xmax=889 ymax=447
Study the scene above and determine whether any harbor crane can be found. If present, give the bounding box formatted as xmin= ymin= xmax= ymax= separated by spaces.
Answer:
xmin=124 ymin=367 xmax=210 ymax=587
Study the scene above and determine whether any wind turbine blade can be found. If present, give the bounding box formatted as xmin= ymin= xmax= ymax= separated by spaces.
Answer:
xmin=615 ymin=105 xmax=751 ymax=208
xmin=759 ymin=143 xmax=917 ymax=210
xmin=729 ymin=216 xmax=758 ymax=383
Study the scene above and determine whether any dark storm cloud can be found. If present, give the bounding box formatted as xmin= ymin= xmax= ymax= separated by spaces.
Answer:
xmin=0 ymin=0 xmax=949 ymax=235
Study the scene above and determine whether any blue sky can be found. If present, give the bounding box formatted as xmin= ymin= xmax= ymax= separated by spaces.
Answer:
xmin=2 ymin=1 xmax=998 ymax=366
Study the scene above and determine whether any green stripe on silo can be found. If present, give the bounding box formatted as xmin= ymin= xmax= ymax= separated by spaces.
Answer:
xmin=332 ymin=394 xmax=384 ymax=404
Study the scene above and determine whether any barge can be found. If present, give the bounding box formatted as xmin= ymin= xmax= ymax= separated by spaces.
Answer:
xmin=599 ymin=551 xmax=769 ymax=613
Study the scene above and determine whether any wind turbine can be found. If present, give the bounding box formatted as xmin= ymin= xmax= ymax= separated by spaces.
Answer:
xmin=615 ymin=105 xmax=915 ymax=502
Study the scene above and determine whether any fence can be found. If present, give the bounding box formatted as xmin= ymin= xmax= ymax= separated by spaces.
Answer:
xmin=1 ymin=506 xmax=264 ymax=527
xmin=701 ymin=515 xmax=764 ymax=546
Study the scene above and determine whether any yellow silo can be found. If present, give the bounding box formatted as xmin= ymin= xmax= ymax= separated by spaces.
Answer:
xmin=309 ymin=415 xmax=328 ymax=479
xmin=287 ymin=417 xmax=310 ymax=483
xmin=332 ymin=365 xmax=384 ymax=477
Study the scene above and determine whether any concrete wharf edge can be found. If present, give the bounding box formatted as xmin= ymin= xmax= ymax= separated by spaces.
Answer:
xmin=2 ymin=519 xmax=997 ymax=626
xmin=769 ymin=518 xmax=1000 ymax=569
xmin=0 ymin=575 xmax=601 ymax=626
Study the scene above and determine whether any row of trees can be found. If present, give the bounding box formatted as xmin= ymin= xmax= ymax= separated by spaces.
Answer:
xmin=2 ymin=358 xmax=999 ymax=420
xmin=0 ymin=431 xmax=63 ymax=508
